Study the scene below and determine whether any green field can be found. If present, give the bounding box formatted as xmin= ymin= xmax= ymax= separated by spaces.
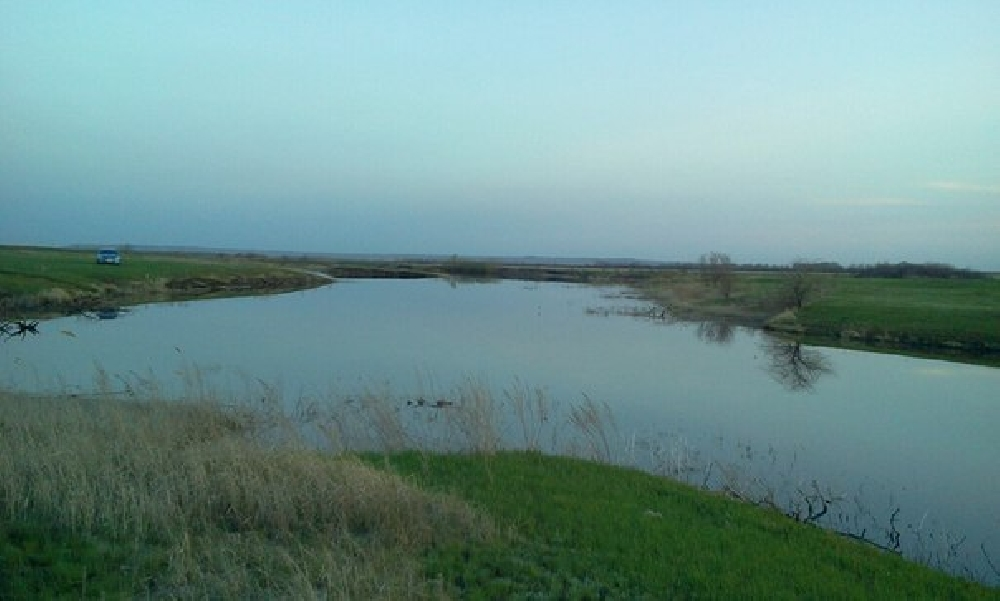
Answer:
xmin=0 ymin=246 xmax=325 ymax=315
xmin=2 ymin=392 xmax=994 ymax=599
xmin=636 ymin=270 xmax=1000 ymax=363
xmin=796 ymin=275 xmax=1000 ymax=345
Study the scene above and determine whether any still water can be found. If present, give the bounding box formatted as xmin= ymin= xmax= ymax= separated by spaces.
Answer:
xmin=3 ymin=278 xmax=998 ymax=582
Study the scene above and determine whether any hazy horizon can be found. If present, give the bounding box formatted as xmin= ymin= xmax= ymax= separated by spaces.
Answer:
xmin=2 ymin=3 xmax=998 ymax=269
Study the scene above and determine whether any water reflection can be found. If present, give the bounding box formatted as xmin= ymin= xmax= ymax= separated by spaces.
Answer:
xmin=761 ymin=336 xmax=833 ymax=391
xmin=695 ymin=320 xmax=734 ymax=345
xmin=86 ymin=307 xmax=129 ymax=320
xmin=0 ymin=318 xmax=40 ymax=340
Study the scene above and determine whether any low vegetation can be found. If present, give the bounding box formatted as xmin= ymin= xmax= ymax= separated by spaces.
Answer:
xmin=0 ymin=246 xmax=326 ymax=317
xmin=371 ymin=451 xmax=996 ymax=599
xmin=635 ymin=263 xmax=1000 ymax=365
xmin=788 ymin=276 xmax=1000 ymax=353
xmin=0 ymin=391 xmax=491 ymax=599
xmin=1 ymin=387 xmax=996 ymax=598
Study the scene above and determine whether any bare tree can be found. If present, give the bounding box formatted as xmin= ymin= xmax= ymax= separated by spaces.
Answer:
xmin=782 ymin=261 xmax=821 ymax=309
xmin=699 ymin=251 xmax=735 ymax=299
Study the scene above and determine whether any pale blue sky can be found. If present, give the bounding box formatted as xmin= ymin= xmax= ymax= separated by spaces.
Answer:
xmin=2 ymin=2 xmax=998 ymax=267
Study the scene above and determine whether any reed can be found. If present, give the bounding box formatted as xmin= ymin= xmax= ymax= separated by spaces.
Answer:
xmin=0 ymin=390 xmax=492 ymax=598
xmin=3 ymin=372 xmax=995 ymax=595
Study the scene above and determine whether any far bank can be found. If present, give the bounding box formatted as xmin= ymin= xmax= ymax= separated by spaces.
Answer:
xmin=0 ymin=246 xmax=330 ymax=318
xmin=3 ymin=246 xmax=997 ymax=366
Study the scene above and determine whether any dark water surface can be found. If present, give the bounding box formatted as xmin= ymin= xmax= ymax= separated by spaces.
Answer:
xmin=3 ymin=279 xmax=998 ymax=583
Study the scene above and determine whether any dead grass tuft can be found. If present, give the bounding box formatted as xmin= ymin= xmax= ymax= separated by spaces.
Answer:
xmin=0 ymin=391 xmax=491 ymax=598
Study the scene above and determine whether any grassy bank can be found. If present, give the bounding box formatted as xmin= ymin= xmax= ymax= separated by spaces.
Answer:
xmin=635 ymin=270 xmax=786 ymax=325
xmin=0 ymin=246 xmax=328 ymax=317
xmin=372 ymin=451 xmax=997 ymax=599
xmin=1 ymin=391 xmax=995 ymax=598
xmin=0 ymin=391 xmax=491 ymax=599
xmin=636 ymin=271 xmax=1000 ymax=365
xmin=783 ymin=275 xmax=1000 ymax=355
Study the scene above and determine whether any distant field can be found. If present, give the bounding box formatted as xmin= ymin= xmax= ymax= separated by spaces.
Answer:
xmin=637 ymin=269 xmax=1000 ymax=362
xmin=0 ymin=246 xmax=325 ymax=314
xmin=796 ymin=275 xmax=1000 ymax=349
xmin=0 ymin=247 xmax=293 ymax=295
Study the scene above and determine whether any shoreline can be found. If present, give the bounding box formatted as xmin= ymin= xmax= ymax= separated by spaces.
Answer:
xmin=0 ymin=247 xmax=330 ymax=319
xmin=3 ymin=248 xmax=997 ymax=367
xmin=2 ymin=273 xmax=329 ymax=320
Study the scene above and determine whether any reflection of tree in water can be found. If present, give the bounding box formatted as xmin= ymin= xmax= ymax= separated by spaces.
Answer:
xmin=0 ymin=318 xmax=39 ymax=341
xmin=762 ymin=336 xmax=832 ymax=391
xmin=695 ymin=320 xmax=734 ymax=345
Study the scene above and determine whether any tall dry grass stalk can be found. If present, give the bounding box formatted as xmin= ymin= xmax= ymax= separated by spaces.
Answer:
xmin=0 ymin=390 xmax=492 ymax=598
xmin=566 ymin=395 xmax=618 ymax=463
xmin=505 ymin=379 xmax=554 ymax=452
xmin=441 ymin=378 xmax=502 ymax=453
xmin=305 ymin=376 xmax=624 ymax=462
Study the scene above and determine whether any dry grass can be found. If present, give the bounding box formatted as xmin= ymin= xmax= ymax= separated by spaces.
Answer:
xmin=0 ymin=391 xmax=492 ymax=598
xmin=632 ymin=271 xmax=792 ymax=327
xmin=4 ymin=376 xmax=995 ymax=593
xmin=308 ymin=377 xmax=619 ymax=462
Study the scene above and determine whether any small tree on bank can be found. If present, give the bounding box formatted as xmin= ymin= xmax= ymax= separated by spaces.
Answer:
xmin=699 ymin=251 xmax=735 ymax=300
xmin=782 ymin=261 xmax=821 ymax=309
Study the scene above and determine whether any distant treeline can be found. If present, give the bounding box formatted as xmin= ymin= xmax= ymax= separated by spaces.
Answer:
xmin=193 ymin=250 xmax=987 ymax=280
xmin=845 ymin=262 xmax=985 ymax=279
xmin=723 ymin=261 xmax=986 ymax=279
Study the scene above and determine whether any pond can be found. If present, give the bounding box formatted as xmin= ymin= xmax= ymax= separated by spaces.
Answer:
xmin=2 ymin=278 xmax=998 ymax=584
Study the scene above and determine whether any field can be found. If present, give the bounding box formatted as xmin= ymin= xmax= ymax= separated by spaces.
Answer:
xmin=0 ymin=246 xmax=327 ymax=315
xmin=2 ymin=390 xmax=995 ymax=599
xmin=794 ymin=276 xmax=1000 ymax=347
xmin=635 ymin=270 xmax=1000 ymax=364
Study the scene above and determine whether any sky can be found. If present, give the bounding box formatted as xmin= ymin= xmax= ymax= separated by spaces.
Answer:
xmin=2 ymin=2 xmax=998 ymax=268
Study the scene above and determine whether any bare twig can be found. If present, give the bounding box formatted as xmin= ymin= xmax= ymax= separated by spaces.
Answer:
xmin=983 ymin=543 xmax=1000 ymax=578
xmin=886 ymin=507 xmax=901 ymax=551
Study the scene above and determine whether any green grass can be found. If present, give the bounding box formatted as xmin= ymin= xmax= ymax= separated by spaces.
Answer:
xmin=0 ymin=246 xmax=326 ymax=315
xmin=0 ymin=518 xmax=167 ymax=599
xmin=1 ymin=386 xmax=997 ymax=598
xmin=0 ymin=247 xmax=295 ymax=294
xmin=370 ymin=451 xmax=997 ymax=599
xmin=798 ymin=276 xmax=1000 ymax=344
xmin=0 ymin=391 xmax=491 ymax=599
xmin=636 ymin=270 xmax=1000 ymax=362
